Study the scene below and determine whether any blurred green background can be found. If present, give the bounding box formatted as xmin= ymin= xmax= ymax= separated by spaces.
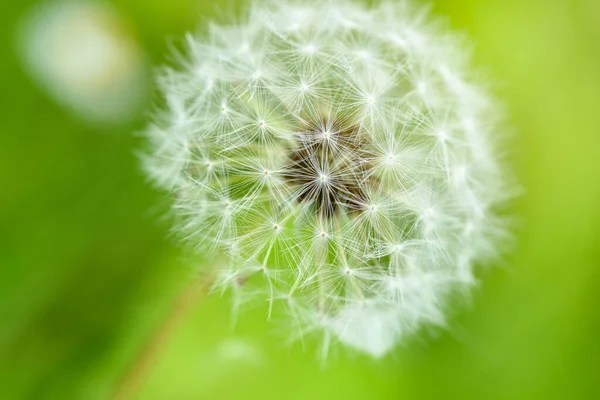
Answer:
xmin=1 ymin=0 xmax=599 ymax=399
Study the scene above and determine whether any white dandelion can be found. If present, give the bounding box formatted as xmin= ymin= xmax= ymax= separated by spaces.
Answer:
xmin=143 ymin=0 xmax=515 ymax=357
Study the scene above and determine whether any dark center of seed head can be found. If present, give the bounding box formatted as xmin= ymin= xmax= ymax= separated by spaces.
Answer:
xmin=282 ymin=120 xmax=372 ymax=218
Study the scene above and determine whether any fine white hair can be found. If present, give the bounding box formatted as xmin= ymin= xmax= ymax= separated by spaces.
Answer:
xmin=144 ymin=0 xmax=515 ymax=357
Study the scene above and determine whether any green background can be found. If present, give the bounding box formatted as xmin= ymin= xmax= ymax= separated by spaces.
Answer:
xmin=1 ymin=0 xmax=599 ymax=399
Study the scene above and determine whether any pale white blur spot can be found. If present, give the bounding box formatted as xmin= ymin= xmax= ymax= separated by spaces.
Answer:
xmin=214 ymin=338 xmax=265 ymax=366
xmin=19 ymin=0 xmax=148 ymax=124
xmin=193 ymin=338 xmax=266 ymax=384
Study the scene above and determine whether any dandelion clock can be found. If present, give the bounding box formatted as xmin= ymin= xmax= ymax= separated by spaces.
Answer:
xmin=143 ymin=0 xmax=515 ymax=357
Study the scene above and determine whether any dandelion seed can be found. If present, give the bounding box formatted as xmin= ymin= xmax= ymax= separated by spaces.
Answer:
xmin=143 ymin=0 xmax=515 ymax=357
xmin=303 ymin=44 xmax=316 ymax=54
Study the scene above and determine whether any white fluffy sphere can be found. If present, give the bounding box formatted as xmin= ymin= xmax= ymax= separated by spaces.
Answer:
xmin=144 ymin=0 xmax=513 ymax=357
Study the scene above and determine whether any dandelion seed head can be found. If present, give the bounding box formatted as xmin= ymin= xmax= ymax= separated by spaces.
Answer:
xmin=143 ymin=0 xmax=515 ymax=357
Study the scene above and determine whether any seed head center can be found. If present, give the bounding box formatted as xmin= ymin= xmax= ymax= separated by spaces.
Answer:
xmin=283 ymin=118 xmax=373 ymax=218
